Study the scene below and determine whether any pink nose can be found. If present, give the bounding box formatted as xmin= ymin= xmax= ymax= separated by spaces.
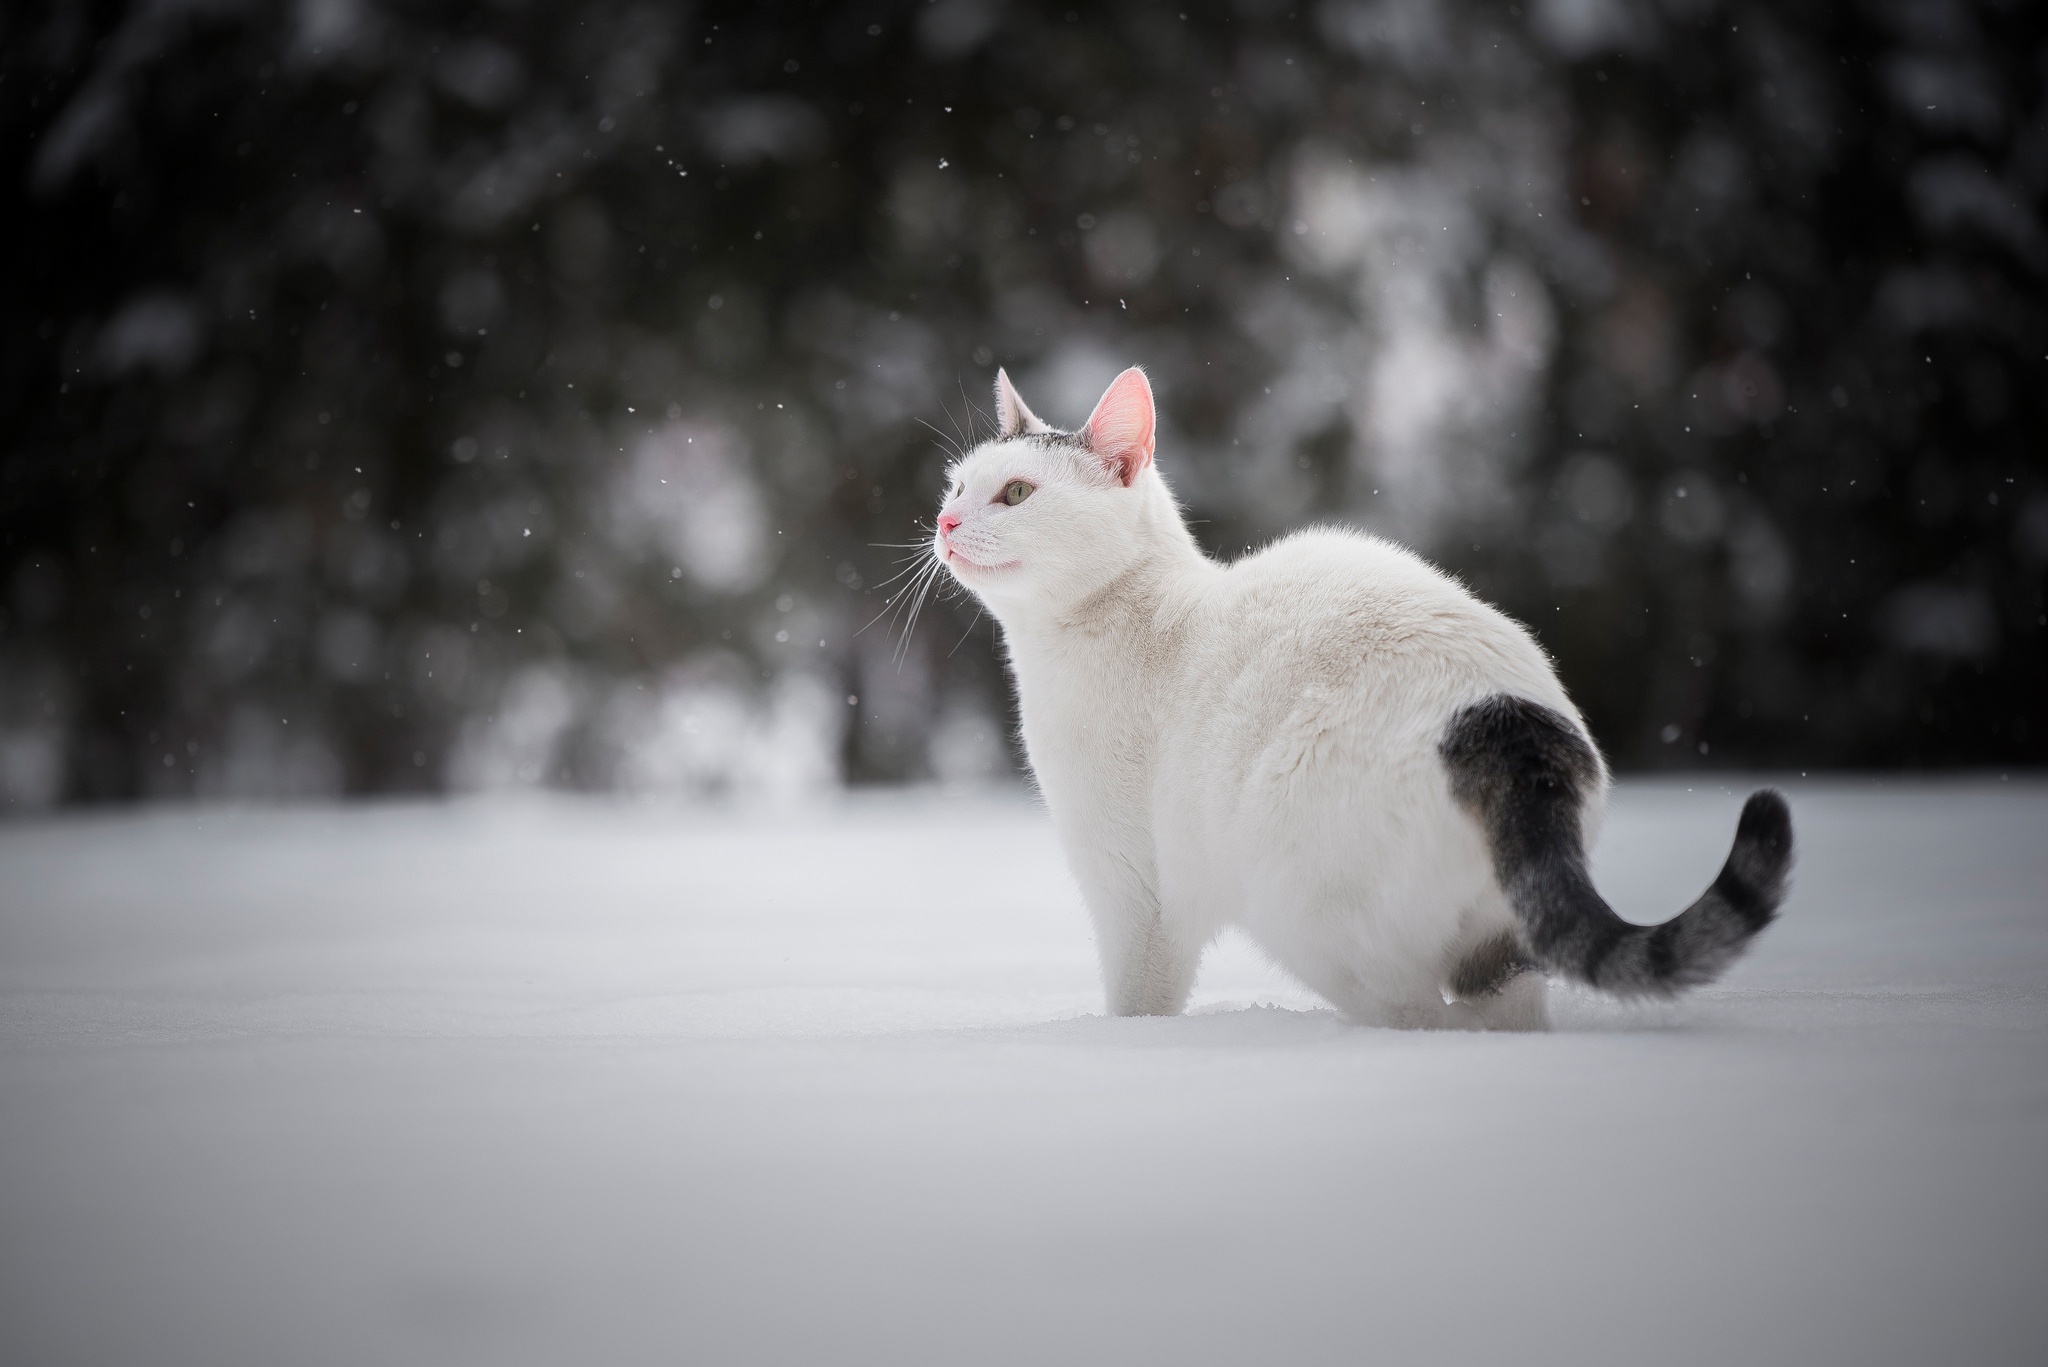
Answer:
xmin=937 ymin=512 xmax=962 ymax=537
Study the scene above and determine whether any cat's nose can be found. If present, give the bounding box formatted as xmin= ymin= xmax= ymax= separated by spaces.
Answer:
xmin=937 ymin=512 xmax=962 ymax=538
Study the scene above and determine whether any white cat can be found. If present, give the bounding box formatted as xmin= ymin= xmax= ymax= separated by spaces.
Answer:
xmin=931 ymin=365 xmax=1792 ymax=1029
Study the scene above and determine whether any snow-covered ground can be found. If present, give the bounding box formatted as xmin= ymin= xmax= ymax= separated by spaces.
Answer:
xmin=2 ymin=779 xmax=2044 ymax=1366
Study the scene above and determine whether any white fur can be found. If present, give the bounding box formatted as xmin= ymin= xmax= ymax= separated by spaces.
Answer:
xmin=935 ymin=368 xmax=1608 ymax=1030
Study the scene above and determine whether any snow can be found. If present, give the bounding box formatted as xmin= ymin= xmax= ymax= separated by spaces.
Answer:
xmin=2 ymin=779 xmax=2045 ymax=1366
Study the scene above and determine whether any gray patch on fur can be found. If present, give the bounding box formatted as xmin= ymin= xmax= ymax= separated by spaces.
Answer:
xmin=1447 ymin=931 xmax=1535 ymax=1000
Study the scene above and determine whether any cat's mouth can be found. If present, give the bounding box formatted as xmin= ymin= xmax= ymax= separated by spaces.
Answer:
xmin=941 ymin=545 xmax=1019 ymax=573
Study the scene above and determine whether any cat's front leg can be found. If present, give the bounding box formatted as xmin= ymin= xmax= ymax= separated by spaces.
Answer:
xmin=1041 ymin=766 xmax=1196 ymax=1014
xmin=1102 ymin=915 xmax=1200 ymax=1016
xmin=1084 ymin=880 xmax=1200 ymax=1017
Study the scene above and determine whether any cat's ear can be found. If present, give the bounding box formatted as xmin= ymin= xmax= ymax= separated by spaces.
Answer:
xmin=994 ymin=368 xmax=1050 ymax=438
xmin=1080 ymin=366 xmax=1156 ymax=487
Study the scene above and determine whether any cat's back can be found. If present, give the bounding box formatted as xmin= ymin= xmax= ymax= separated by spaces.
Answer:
xmin=1204 ymin=528 xmax=1540 ymax=671
xmin=1173 ymin=527 xmax=1569 ymax=743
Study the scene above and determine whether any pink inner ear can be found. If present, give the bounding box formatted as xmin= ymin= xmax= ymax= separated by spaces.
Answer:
xmin=1081 ymin=367 xmax=1156 ymax=486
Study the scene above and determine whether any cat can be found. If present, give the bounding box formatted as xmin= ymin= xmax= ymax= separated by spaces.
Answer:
xmin=929 ymin=364 xmax=1793 ymax=1030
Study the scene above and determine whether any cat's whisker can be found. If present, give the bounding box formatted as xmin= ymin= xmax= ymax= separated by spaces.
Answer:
xmin=893 ymin=555 xmax=946 ymax=667
xmin=854 ymin=551 xmax=944 ymax=639
xmin=949 ymin=377 xmax=982 ymax=453
xmin=956 ymin=375 xmax=992 ymax=444
xmin=871 ymin=551 xmax=936 ymax=575
xmin=946 ymin=606 xmax=983 ymax=658
xmin=855 ymin=589 xmax=918 ymax=643
xmin=857 ymin=534 xmax=948 ymax=599
xmin=882 ymin=569 xmax=929 ymax=656
xmin=851 ymin=602 xmax=896 ymax=640
xmin=872 ymin=523 xmax=938 ymax=551
xmin=869 ymin=557 xmax=933 ymax=591
xmin=915 ymin=417 xmax=964 ymax=462
xmin=951 ymin=378 xmax=971 ymax=451
xmin=887 ymin=552 xmax=941 ymax=611
xmin=881 ymin=569 xmax=928 ymax=600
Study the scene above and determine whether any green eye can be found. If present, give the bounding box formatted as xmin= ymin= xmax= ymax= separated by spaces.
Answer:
xmin=1002 ymin=480 xmax=1035 ymax=506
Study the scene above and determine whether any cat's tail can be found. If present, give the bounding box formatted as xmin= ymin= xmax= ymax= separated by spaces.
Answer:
xmin=1438 ymin=694 xmax=1792 ymax=998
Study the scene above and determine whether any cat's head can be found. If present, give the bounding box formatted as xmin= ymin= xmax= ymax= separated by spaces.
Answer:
xmin=933 ymin=365 xmax=1173 ymax=615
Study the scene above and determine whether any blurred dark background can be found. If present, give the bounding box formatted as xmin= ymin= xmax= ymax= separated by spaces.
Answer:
xmin=1 ymin=0 xmax=2043 ymax=809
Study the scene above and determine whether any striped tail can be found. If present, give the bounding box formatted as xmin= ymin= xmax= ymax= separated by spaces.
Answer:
xmin=1438 ymin=695 xmax=1793 ymax=998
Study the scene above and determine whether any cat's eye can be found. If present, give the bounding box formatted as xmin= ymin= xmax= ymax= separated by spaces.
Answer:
xmin=1001 ymin=480 xmax=1035 ymax=506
